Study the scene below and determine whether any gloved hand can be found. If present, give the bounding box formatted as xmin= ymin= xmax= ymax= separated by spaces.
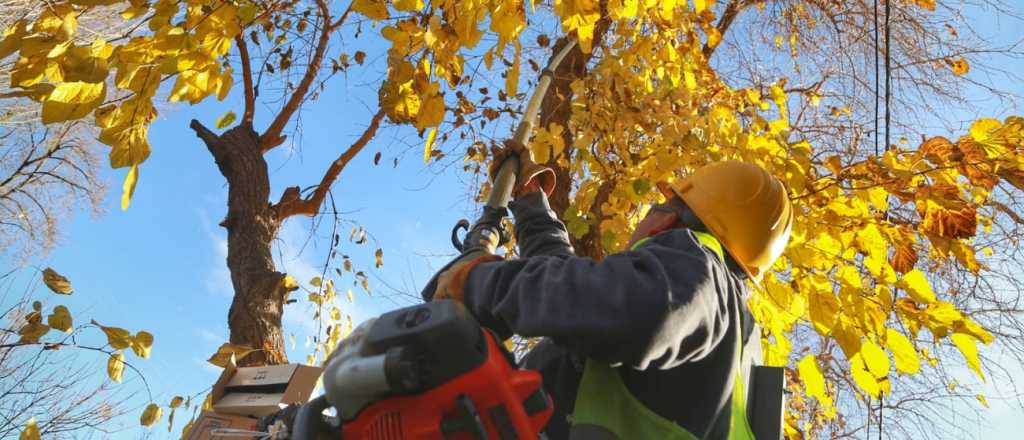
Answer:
xmin=433 ymin=251 xmax=502 ymax=303
xmin=489 ymin=139 xmax=556 ymax=198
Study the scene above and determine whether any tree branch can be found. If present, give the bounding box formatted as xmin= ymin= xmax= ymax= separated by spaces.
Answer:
xmin=275 ymin=109 xmax=386 ymax=219
xmin=189 ymin=119 xmax=230 ymax=177
xmin=703 ymin=0 xmax=756 ymax=59
xmin=236 ymin=35 xmax=256 ymax=126
xmin=259 ymin=0 xmax=333 ymax=152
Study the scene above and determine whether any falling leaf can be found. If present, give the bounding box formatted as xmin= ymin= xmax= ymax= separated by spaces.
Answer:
xmin=42 ymin=267 xmax=73 ymax=294
xmin=375 ymin=248 xmax=384 ymax=268
xmin=141 ymin=403 xmax=162 ymax=427
xmin=354 ymin=51 xmax=366 ymax=65
xmin=215 ymin=111 xmax=237 ymax=129
xmin=310 ymin=276 xmax=322 ymax=287
xmin=423 ymin=127 xmax=438 ymax=163
xmin=170 ymin=396 xmax=184 ymax=408
xmin=108 ymin=351 xmax=125 ymax=382
xmin=19 ymin=417 xmax=39 ymax=440
xmin=121 ymin=164 xmax=139 ymax=210
xmin=206 ymin=343 xmax=258 ymax=367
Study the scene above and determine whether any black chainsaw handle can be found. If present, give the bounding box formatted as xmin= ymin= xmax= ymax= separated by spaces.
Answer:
xmin=291 ymin=395 xmax=335 ymax=440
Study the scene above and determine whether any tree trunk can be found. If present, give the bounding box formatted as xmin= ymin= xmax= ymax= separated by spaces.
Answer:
xmin=538 ymin=22 xmax=612 ymax=260
xmin=191 ymin=121 xmax=288 ymax=366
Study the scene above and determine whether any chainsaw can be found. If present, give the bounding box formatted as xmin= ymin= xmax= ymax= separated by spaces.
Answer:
xmin=282 ymin=40 xmax=580 ymax=440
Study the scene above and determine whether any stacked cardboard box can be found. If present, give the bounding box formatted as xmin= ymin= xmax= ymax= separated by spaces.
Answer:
xmin=186 ymin=363 xmax=321 ymax=440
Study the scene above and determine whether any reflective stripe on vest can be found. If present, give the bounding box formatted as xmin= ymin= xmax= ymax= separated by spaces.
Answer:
xmin=569 ymin=230 xmax=755 ymax=440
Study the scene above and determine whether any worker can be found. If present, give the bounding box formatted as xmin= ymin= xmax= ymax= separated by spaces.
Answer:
xmin=433 ymin=141 xmax=794 ymax=439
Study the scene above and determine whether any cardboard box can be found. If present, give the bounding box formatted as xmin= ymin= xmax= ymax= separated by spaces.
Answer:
xmin=185 ymin=411 xmax=258 ymax=440
xmin=211 ymin=363 xmax=322 ymax=417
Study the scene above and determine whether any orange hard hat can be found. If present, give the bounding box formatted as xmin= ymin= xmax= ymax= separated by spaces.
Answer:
xmin=659 ymin=161 xmax=793 ymax=282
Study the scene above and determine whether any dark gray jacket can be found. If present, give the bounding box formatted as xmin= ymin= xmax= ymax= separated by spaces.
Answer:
xmin=462 ymin=192 xmax=755 ymax=439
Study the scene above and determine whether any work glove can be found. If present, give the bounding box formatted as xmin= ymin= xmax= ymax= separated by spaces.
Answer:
xmin=433 ymin=251 xmax=502 ymax=303
xmin=489 ymin=139 xmax=557 ymax=198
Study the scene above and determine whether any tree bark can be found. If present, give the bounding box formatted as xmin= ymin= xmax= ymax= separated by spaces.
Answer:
xmin=191 ymin=121 xmax=288 ymax=366
xmin=538 ymin=21 xmax=612 ymax=259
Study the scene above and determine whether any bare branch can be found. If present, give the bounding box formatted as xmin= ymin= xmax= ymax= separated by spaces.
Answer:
xmin=259 ymin=0 xmax=333 ymax=152
xmin=275 ymin=109 xmax=386 ymax=219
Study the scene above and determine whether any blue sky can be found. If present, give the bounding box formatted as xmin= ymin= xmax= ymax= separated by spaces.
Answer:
xmin=3 ymin=3 xmax=1023 ymax=439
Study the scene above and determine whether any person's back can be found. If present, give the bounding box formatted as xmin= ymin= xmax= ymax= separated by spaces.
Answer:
xmin=432 ymin=159 xmax=792 ymax=439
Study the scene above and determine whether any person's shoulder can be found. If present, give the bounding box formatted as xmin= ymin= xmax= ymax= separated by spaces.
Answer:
xmin=647 ymin=228 xmax=704 ymax=250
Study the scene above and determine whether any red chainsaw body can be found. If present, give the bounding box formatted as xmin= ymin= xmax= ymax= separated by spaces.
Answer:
xmin=336 ymin=301 xmax=552 ymax=440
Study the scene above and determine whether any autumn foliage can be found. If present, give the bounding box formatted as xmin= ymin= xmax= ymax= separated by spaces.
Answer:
xmin=2 ymin=0 xmax=1022 ymax=437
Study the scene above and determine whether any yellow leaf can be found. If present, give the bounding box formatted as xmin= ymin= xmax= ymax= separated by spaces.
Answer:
xmin=0 ymin=20 xmax=28 ymax=59
xmin=693 ymin=0 xmax=709 ymax=13
xmin=951 ymin=333 xmax=985 ymax=381
xmin=347 ymin=288 xmax=354 ymax=303
xmin=309 ymin=276 xmax=322 ymax=287
xmin=506 ymin=43 xmax=521 ymax=97
xmin=798 ymin=355 xmax=831 ymax=406
xmin=850 ymin=356 xmax=882 ymax=399
xmin=976 ymin=394 xmax=988 ymax=408
xmin=47 ymin=305 xmax=73 ymax=333
xmin=393 ymin=0 xmax=424 ymax=11
xmin=898 ymin=269 xmax=936 ymax=304
xmin=860 ymin=340 xmax=891 ymax=379
xmin=969 ymin=118 xmax=1001 ymax=143
xmin=884 ymin=328 xmax=920 ymax=374
xmin=95 ymin=322 xmax=133 ymax=349
xmin=108 ymin=351 xmax=125 ymax=383
xmin=42 ymin=267 xmax=73 ymax=294
xmin=206 ymin=343 xmax=258 ymax=367
xmin=41 ymin=81 xmax=107 ymax=124
xmin=132 ymin=331 xmax=154 ymax=359
xmin=913 ymin=0 xmax=936 ymax=10
xmin=281 ymin=275 xmax=300 ymax=292
xmin=423 ymin=127 xmax=438 ymax=163
xmin=330 ymin=307 xmax=342 ymax=321
xmin=215 ymin=111 xmax=237 ymax=129
xmin=121 ymin=164 xmax=139 ymax=210
xmin=352 ymin=0 xmax=389 ymax=20
xmin=170 ymin=396 xmax=184 ymax=408
xmin=19 ymin=417 xmax=39 ymax=440
xmin=949 ymin=57 xmax=969 ymax=76
xmin=141 ymin=403 xmax=162 ymax=427
xmin=18 ymin=321 xmax=49 ymax=343
xmin=375 ymin=248 xmax=384 ymax=268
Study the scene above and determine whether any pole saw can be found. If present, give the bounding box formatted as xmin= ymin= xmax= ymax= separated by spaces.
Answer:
xmin=283 ymin=39 xmax=579 ymax=440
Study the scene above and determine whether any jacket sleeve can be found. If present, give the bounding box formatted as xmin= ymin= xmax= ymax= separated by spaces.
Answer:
xmin=462 ymin=229 xmax=736 ymax=370
xmin=508 ymin=191 xmax=575 ymax=258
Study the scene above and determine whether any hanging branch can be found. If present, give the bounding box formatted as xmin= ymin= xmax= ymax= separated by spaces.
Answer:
xmin=275 ymin=110 xmax=386 ymax=219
